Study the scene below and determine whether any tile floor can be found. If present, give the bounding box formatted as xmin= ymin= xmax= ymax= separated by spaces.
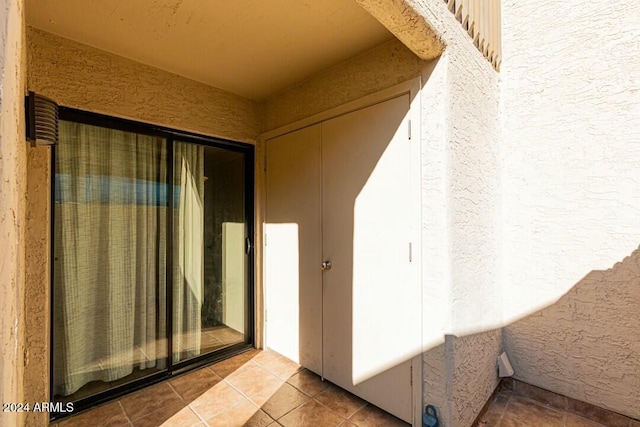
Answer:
xmin=477 ymin=386 xmax=640 ymax=427
xmin=57 ymin=326 xmax=244 ymax=404
xmin=52 ymin=349 xmax=410 ymax=427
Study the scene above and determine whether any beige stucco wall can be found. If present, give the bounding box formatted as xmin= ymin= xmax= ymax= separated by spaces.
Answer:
xmin=449 ymin=331 xmax=501 ymax=426
xmin=28 ymin=28 xmax=260 ymax=143
xmin=504 ymin=249 xmax=640 ymax=418
xmin=0 ymin=0 xmax=26 ymax=426
xmin=501 ymin=0 xmax=640 ymax=418
xmin=261 ymin=38 xmax=425 ymax=132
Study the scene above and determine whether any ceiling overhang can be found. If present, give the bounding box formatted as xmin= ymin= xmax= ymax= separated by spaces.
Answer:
xmin=27 ymin=0 xmax=394 ymax=100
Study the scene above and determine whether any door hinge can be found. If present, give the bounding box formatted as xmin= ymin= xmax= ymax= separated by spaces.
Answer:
xmin=408 ymin=119 xmax=412 ymax=140
xmin=409 ymin=242 xmax=412 ymax=262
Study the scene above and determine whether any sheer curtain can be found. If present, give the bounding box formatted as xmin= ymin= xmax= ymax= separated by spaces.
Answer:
xmin=53 ymin=122 xmax=204 ymax=396
xmin=173 ymin=142 xmax=205 ymax=362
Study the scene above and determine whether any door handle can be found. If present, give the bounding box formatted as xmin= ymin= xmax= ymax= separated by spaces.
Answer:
xmin=321 ymin=260 xmax=332 ymax=271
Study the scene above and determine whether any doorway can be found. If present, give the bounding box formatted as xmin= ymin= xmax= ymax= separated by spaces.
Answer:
xmin=264 ymin=88 xmax=421 ymax=423
xmin=51 ymin=109 xmax=255 ymax=418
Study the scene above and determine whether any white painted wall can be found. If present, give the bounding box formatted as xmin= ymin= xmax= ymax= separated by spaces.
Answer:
xmin=501 ymin=0 xmax=640 ymax=419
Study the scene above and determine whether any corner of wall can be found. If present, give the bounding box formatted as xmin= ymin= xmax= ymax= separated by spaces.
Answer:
xmin=0 ymin=0 xmax=27 ymax=425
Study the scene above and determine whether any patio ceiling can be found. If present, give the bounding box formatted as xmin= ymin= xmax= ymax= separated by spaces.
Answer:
xmin=26 ymin=0 xmax=393 ymax=100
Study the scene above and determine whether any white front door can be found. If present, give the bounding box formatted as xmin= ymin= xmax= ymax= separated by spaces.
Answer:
xmin=265 ymin=93 xmax=419 ymax=423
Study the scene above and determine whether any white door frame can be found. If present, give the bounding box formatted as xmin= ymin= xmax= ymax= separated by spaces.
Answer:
xmin=259 ymin=78 xmax=423 ymax=427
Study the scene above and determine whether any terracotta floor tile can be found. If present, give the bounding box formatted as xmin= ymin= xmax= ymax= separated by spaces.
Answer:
xmin=206 ymin=400 xmax=261 ymax=427
xmin=133 ymin=405 xmax=201 ymax=427
xmin=500 ymin=396 xmax=564 ymax=427
xmin=243 ymin=409 xmax=275 ymax=427
xmin=226 ymin=362 xmax=284 ymax=398
xmin=489 ymin=392 xmax=511 ymax=414
xmin=120 ymin=382 xmax=185 ymax=422
xmin=210 ymin=327 xmax=244 ymax=346
xmin=170 ymin=366 xmax=222 ymax=403
xmin=514 ymin=382 xmax=567 ymax=411
xmin=189 ymin=380 xmax=247 ymax=420
xmin=209 ymin=354 xmax=250 ymax=378
xmin=347 ymin=404 xmax=409 ymax=427
xmin=476 ymin=410 xmax=503 ymax=427
xmin=314 ymin=386 xmax=367 ymax=419
xmin=565 ymin=413 xmax=608 ymax=427
xmin=278 ymin=400 xmax=344 ymax=427
xmin=243 ymin=348 xmax=263 ymax=360
xmin=566 ymin=399 xmax=631 ymax=427
xmin=259 ymin=383 xmax=311 ymax=420
xmin=58 ymin=401 xmax=130 ymax=427
xmin=286 ymin=369 xmax=330 ymax=397
xmin=252 ymin=350 xmax=302 ymax=380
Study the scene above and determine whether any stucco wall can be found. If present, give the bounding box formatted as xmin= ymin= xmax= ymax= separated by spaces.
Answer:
xmin=261 ymin=38 xmax=425 ymax=132
xmin=0 ymin=0 xmax=26 ymax=426
xmin=22 ymin=146 xmax=49 ymax=427
xmin=27 ymin=28 xmax=260 ymax=143
xmin=501 ymin=0 xmax=640 ymax=419
xmin=450 ymin=331 xmax=502 ymax=426
xmin=504 ymin=248 xmax=640 ymax=418
xmin=408 ymin=1 xmax=502 ymax=425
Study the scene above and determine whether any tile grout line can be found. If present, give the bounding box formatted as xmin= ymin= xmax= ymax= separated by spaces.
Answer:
xmin=346 ymin=401 xmax=369 ymax=420
xmin=308 ymin=394 xmax=355 ymax=422
xmin=269 ymin=386 xmax=317 ymax=423
xmin=117 ymin=400 xmax=134 ymax=427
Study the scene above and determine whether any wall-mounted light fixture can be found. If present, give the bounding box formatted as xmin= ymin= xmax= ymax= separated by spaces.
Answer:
xmin=25 ymin=91 xmax=58 ymax=146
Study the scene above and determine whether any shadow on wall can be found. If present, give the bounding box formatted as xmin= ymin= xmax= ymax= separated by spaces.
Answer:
xmin=504 ymin=245 xmax=640 ymax=420
xmin=424 ymin=246 xmax=640 ymax=426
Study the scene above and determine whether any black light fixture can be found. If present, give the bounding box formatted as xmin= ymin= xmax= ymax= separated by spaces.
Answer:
xmin=25 ymin=91 xmax=58 ymax=146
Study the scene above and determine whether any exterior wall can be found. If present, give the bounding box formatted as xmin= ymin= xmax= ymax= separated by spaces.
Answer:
xmin=28 ymin=28 xmax=260 ymax=143
xmin=0 ymin=0 xmax=26 ymax=426
xmin=410 ymin=2 xmax=503 ymax=426
xmin=504 ymin=252 xmax=640 ymax=419
xmin=501 ymin=0 xmax=640 ymax=419
xmin=24 ymin=27 xmax=262 ymax=426
xmin=449 ymin=331 xmax=502 ymax=427
xmin=261 ymin=38 xmax=425 ymax=132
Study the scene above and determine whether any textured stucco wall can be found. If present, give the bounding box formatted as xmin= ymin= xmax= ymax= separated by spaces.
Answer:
xmin=450 ymin=330 xmax=502 ymax=426
xmin=262 ymin=38 xmax=426 ymax=132
xmin=501 ymin=0 xmax=640 ymax=419
xmin=0 ymin=0 xmax=26 ymax=426
xmin=405 ymin=1 xmax=502 ymax=426
xmin=22 ymin=146 xmax=49 ymax=427
xmin=27 ymin=27 xmax=260 ymax=143
xmin=504 ymin=249 xmax=640 ymax=418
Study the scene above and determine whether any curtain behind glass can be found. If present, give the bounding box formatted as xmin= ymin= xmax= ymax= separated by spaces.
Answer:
xmin=53 ymin=122 xmax=168 ymax=396
xmin=173 ymin=142 xmax=205 ymax=362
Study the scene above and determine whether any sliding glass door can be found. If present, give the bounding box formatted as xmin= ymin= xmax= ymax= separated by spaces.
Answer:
xmin=52 ymin=111 xmax=253 ymax=412
xmin=172 ymin=142 xmax=248 ymax=364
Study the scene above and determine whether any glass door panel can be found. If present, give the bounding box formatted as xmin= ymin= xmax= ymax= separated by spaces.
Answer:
xmin=172 ymin=142 xmax=247 ymax=363
xmin=53 ymin=121 xmax=168 ymax=402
